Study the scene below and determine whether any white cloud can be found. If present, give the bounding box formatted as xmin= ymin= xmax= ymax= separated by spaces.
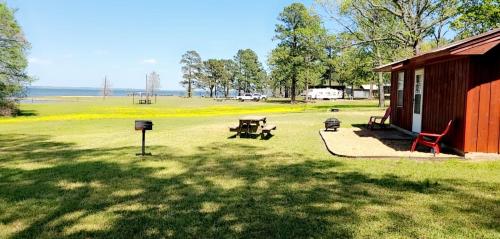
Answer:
xmin=28 ymin=57 xmax=53 ymax=65
xmin=142 ymin=58 xmax=157 ymax=64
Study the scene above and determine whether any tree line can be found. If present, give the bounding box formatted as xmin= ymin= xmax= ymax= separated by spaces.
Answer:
xmin=180 ymin=0 xmax=499 ymax=105
xmin=180 ymin=49 xmax=267 ymax=98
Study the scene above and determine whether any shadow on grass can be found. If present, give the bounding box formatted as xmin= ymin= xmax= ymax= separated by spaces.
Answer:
xmin=16 ymin=109 xmax=38 ymax=117
xmin=14 ymin=109 xmax=38 ymax=117
xmin=227 ymin=133 xmax=274 ymax=140
xmin=0 ymin=134 xmax=497 ymax=238
xmin=261 ymin=99 xmax=295 ymax=104
xmin=309 ymin=104 xmax=380 ymax=111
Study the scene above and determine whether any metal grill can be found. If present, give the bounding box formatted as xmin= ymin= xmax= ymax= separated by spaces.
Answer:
xmin=324 ymin=108 xmax=341 ymax=131
xmin=135 ymin=120 xmax=153 ymax=156
xmin=324 ymin=118 xmax=340 ymax=131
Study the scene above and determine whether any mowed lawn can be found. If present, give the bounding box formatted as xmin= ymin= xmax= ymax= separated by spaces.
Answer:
xmin=0 ymin=97 xmax=498 ymax=238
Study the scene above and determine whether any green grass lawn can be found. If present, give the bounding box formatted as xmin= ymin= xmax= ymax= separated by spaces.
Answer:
xmin=0 ymin=97 xmax=498 ymax=238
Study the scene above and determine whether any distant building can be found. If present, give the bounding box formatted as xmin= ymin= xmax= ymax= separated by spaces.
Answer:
xmin=345 ymin=84 xmax=391 ymax=99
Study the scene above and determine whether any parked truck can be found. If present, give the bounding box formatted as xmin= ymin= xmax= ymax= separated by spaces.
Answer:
xmin=236 ymin=93 xmax=267 ymax=101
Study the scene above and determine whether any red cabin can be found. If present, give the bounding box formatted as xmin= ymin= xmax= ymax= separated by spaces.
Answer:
xmin=375 ymin=28 xmax=500 ymax=155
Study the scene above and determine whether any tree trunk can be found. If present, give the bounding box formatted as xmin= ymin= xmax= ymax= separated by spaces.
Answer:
xmin=351 ymin=84 xmax=354 ymax=100
xmin=214 ymin=83 xmax=218 ymax=98
xmin=377 ymin=72 xmax=384 ymax=107
xmin=375 ymin=46 xmax=385 ymax=107
xmin=413 ymin=40 xmax=420 ymax=55
xmin=187 ymin=79 xmax=192 ymax=98
xmin=305 ymin=80 xmax=309 ymax=103
xmin=209 ymin=86 xmax=214 ymax=98
xmin=341 ymin=83 xmax=345 ymax=99
xmin=328 ymin=75 xmax=332 ymax=87
xmin=369 ymin=81 xmax=373 ymax=100
xmin=291 ymin=74 xmax=297 ymax=103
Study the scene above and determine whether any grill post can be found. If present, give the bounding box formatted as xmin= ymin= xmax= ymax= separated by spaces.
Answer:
xmin=135 ymin=120 xmax=153 ymax=156
xmin=141 ymin=129 xmax=146 ymax=155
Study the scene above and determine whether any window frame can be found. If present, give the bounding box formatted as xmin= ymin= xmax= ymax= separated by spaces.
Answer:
xmin=397 ymin=71 xmax=405 ymax=107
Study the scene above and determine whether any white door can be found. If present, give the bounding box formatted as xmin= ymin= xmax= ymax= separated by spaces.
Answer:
xmin=412 ymin=69 xmax=424 ymax=133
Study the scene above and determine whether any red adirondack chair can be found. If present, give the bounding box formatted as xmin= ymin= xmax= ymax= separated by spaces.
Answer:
xmin=411 ymin=120 xmax=453 ymax=155
xmin=367 ymin=107 xmax=391 ymax=130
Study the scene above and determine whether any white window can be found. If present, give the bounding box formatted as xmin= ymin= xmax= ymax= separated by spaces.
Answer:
xmin=397 ymin=72 xmax=404 ymax=107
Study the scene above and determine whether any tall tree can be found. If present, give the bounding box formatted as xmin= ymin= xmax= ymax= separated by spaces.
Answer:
xmin=431 ymin=1 xmax=458 ymax=47
xmin=318 ymin=0 xmax=410 ymax=106
xmin=268 ymin=46 xmax=292 ymax=97
xmin=322 ymin=35 xmax=338 ymax=87
xmin=180 ymin=50 xmax=202 ymax=97
xmin=320 ymin=0 xmax=459 ymax=54
xmin=334 ymin=45 xmax=374 ymax=98
xmin=233 ymin=49 xmax=266 ymax=95
xmin=146 ymin=71 xmax=160 ymax=95
xmin=0 ymin=3 xmax=32 ymax=115
xmin=221 ymin=59 xmax=237 ymax=97
xmin=363 ymin=0 xmax=458 ymax=55
xmin=299 ymin=34 xmax=327 ymax=102
xmin=452 ymin=0 xmax=500 ymax=39
xmin=101 ymin=76 xmax=112 ymax=99
xmin=298 ymin=60 xmax=325 ymax=101
xmin=201 ymin=59 xmax=225 ymax=98
xmin=273 ymin=3 xmax=327 ymax=102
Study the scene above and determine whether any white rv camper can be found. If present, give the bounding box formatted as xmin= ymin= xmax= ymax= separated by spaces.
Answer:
xmin=306 ymin=88 xmax=343 ymax=100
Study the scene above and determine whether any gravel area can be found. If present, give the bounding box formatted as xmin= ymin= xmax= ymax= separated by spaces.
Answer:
xmin=320 ymin=128 xmax=461 ymax=159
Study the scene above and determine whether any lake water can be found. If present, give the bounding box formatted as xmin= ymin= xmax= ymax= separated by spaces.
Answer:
xmin=26 ymin=87 xmax=203 ymax=97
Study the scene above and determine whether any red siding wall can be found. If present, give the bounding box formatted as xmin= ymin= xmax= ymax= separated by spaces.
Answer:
xmin=421 ymin=58 xmax=469 ymax=151
xmin=464 ymin=47 xmax=500 ymax=153
xmin=390 ymin=57 xmax=469 ymax=152
xmin=390 ymin=68 xmax=414 ymax=131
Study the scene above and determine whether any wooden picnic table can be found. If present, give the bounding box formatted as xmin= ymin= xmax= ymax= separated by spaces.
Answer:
xmin=237 ymin=116 xmax=266 ymax=135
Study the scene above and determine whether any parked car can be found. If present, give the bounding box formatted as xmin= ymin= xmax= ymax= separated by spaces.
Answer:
xmin=251 ymin=93 xmax=267 ymax=101
xmin=236 ymin=93 xmax=267 ymax=101
xmin=306 ymin=88 xmax=343 ymax=100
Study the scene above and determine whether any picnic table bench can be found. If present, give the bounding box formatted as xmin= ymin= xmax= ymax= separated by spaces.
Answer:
xmin=229 ymin=116 xmax=276 ymax=138
xmin=139 ymin=99 xmax=152 ymax=104
xmin=262 ymin=124 xmax=276 ymax=135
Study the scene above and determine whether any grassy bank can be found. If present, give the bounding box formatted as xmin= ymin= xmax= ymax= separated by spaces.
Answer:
xmin=0 ymin=97 xmax=498 ymax=238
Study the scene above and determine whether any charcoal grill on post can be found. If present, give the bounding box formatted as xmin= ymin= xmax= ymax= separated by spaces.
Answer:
xmin=135 ymin=120 xmax=153 ymax=156
xmin=324 ymin=108 xmax=341 ymax=131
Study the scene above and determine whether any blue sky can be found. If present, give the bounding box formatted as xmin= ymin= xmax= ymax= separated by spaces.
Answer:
xmin=6 ymin=0 xmax=314 ymax=90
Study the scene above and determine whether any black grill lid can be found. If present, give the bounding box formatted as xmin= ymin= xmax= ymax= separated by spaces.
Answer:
xmin=325 ymin=118 xmax=340 ymax=123
xmin=135 ymin=120 xmax=153 ymax=130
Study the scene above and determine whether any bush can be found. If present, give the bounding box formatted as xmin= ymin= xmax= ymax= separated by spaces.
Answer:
xmin=0 ymin=100 xmax=19 ymax=116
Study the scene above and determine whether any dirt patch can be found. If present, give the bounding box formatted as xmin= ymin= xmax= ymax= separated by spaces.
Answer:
xmin=320 ymin=128 xmax=461 ymax=159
